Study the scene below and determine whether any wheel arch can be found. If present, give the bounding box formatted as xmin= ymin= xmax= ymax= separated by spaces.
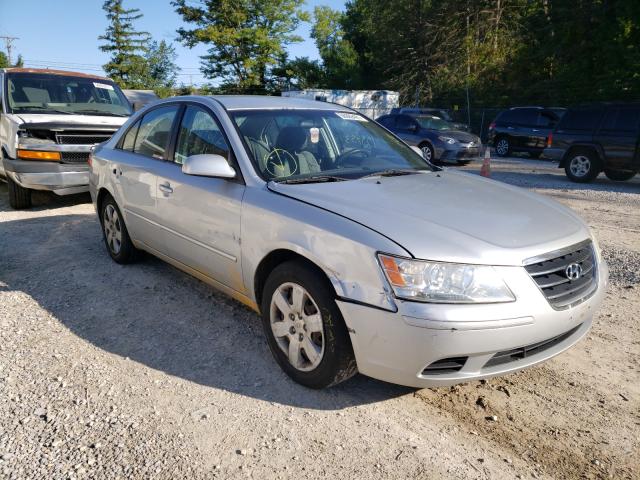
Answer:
xmin=253 ymin=248 xmax=339 ymax=312
xmin=560 ymin=143 xmax=604 ymax=168
xmin=96 ymin=187 xmax=116 ymax=224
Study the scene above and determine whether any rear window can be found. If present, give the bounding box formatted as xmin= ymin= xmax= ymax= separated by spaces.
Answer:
xmin=557 ymin=108 xmax=604 ymax=131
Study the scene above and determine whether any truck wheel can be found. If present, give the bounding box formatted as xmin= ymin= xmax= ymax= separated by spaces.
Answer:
xmin=100 ymin=195 xmax=139 ymax=264
xmin=565 ymin=149 xmax=600 ymax=183
xmin=261 ymin=261 xmax=357 ymax=389
xmin=7 ymin=176 xmax=32 ymax=209
xmin=604 ymin=169 xmax=636 ymax=181
xmin=495 ymin=137 xmax=510 ymax=157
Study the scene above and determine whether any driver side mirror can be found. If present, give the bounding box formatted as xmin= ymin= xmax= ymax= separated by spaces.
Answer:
xmin=182 ymin=154 xmax=236 ymax=179
xmin=409 ymin=123 xmax=419 ymax=132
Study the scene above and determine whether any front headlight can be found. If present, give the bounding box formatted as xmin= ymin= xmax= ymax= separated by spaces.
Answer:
xmin=438 ymin=136 xmax=456 ymax=144
xmin=378 ymin=254 xmax=515 ymax=303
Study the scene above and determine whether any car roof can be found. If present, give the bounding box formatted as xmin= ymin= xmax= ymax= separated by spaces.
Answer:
xmin=208 ymin=95 xmax=353 ymax=111
xmin=1 ymin=67 xmax=111 ymax=81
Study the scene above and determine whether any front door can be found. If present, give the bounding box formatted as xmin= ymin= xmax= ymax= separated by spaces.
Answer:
xmin=155 ymin=104 xmax=246 ymax=294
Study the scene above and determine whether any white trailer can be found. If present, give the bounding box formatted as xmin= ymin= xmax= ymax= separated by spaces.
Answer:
xmin=281 ymin=89 xmax=399 ymax=119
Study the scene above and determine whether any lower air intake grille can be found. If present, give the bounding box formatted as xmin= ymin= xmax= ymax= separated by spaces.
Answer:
xmin=484 ymin=324 xmax=582 ymax=368
xmin=524 ymin=240 xmax=597 ymax=309
xmin=422 ymin=357 xmax=468 ymax=375
xmin=61 ymin=152 xmax=90 ymax=163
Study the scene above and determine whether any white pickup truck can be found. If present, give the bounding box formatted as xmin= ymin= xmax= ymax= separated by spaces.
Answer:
xmin=0 ymin=68 xmax=132 ymax=208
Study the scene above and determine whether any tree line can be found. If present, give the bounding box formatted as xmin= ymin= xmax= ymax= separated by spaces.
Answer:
xmin=99 ymin=0 xmax=640 ymax=107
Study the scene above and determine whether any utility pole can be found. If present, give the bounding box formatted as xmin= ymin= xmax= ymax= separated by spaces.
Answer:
xmin=0 ymin=36 xmax=19 ymax=65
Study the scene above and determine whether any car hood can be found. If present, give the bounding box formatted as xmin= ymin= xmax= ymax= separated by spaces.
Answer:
xmin=14 ymin=113 xmax=127 ymax=128
xmin=438 ymin=129 xmax=479 ymax=143
xmin=269 ymin=170 xmax=590 ymax=266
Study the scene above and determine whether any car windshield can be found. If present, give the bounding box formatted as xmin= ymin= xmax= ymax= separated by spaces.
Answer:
xmin=413 ymin=115 xmax=450 ymax=131
xmin=231 ymin=109 xmax=432 ymax=182
xmin=5 ymin=73 xmax=132 ymax=117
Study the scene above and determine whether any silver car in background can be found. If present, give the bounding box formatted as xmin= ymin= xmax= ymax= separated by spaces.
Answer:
xmin=90 ymin=95 xmax=607 ymax=389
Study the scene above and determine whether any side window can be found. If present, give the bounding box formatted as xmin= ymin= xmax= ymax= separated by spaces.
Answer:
xmin=133 ymin=105 xmax=179 ymax=159
xmin=378 ymin=116 xmax=395 ymax=128
xmin=396 ymin=115 xmax=416 ymax=131
xmin=513 ymin=108 xmax=539 ymax=126
xmin=558 ymin=108 xmax=603 ymax=131
xmin=614 ymin=108 xmax=640 ymax=133
xmin=120 ymin=119 xmax=140 ymax=151
xmin=174 ymin=105 xmax=230 ymax=165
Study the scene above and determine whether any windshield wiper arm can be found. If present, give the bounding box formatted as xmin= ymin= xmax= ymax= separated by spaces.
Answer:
xmin=276 ymin=175 xmax=348 ymax=184
xmin=16 ymin=106 xmax=73 ymax=115
xmin=75 ymin=109 xmax=128 ymax=117
xmin=360 ymin=168 xmax=424 ymax=179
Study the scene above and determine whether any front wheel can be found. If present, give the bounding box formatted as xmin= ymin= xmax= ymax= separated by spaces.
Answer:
xmin=418 ymin=142 xmax=435 ymax=164
xmin=261 ymin=261 xmax=357 ymax=389
xmin=564 ymin=150 xmax=600 ymax=183
xmin=7 ymin=176 xmax=32 ymax=209
xmin=604 ymin=169 xmax=636 ymax=181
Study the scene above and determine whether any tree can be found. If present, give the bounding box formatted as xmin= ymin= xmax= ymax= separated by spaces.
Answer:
xmin=99 ymin=0 xmax=151 ymax=88
xmin=172 ymin=0 xmax=308 ymax=93
xmin=311 ymin=6 xmax=360 ymax=88
xmin=270 ymin=55 xmax=325 ymax=91
xmin=14 ymin=54 xmax=24 ymax=68
xmin=145 ymin=40 xmax=179 ymax=96
xmin=0 ymin=52 xmax=9 ymax=69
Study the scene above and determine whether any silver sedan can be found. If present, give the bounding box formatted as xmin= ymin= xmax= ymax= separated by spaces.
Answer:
xmin=90 ymin=95 xmax=608 ymax=389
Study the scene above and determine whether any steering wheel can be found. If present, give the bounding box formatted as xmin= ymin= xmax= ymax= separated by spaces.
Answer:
xmin=265 ymin=148 xmax=299 ymax=178
xmin=334 ymin=148 xmax=371 ymax=168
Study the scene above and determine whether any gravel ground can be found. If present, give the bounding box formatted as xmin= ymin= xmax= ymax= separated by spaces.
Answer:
xmin=0 ymin=158 xmax=638 ymax=479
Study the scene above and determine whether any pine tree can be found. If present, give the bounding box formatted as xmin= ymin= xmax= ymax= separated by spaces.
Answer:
xmin=99 ymin=0 xmax=151 ymax=88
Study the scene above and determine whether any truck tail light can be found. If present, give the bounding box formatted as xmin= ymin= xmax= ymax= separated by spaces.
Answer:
xmin=489 ymin=122 xmax=496 ymax=130
xmin=17 ymin=149 xmax=61 ymax=161
xmin=547 ymin=132 xmax=553 ymax=148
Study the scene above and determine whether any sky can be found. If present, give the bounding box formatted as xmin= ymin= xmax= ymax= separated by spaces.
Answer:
xmin=0 ymin=0 xmax=345 ymax=86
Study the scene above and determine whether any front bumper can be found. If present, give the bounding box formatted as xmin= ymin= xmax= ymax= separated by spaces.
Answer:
xmin=338 ymin=260 xmax=608 ymax=388
xmin=2 ymin=158 xmax=89 ymax=195
xmin=436 ymin=143 xmax=481 ymax=163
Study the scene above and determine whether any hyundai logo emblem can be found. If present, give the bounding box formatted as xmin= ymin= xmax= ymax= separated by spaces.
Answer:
xmin=565 ymin=263 xmax=583 ymax=280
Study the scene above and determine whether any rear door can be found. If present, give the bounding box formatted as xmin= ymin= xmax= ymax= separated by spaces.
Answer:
xmin=514 ymin=108 xmax=542 ymax=149
xmin=154 ymin=103 xmax=246 ymax=293
xmin=596 ymin=106 xmax=640 ymax=170
xmin=111 ymin=104 xmax=180 ymax=252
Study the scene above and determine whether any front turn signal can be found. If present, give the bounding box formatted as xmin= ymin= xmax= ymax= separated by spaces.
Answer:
xmin=17 ymin=149 xmax=61 ymax=161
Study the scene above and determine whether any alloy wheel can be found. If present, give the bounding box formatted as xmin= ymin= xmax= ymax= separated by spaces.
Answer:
xmin=421 ymin=145 xmax=432 ymax=162
xmin=496 ymin=139 xmax=509 ymax=156
xmin=569 ymin=155 xmax=591 ymax=178
xmin=103 ymin=204 xmax=123 ymax=255
xmin=270 ymin=282 xmax=325 ymax=372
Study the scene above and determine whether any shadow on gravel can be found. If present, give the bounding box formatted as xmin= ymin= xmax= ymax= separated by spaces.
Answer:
xmin=0 ymin=213 xmax=412 ymax=410
xmin=0 ymin=181 xmax=92 ymax=212
xmin=485 ymin=171 xmax=640 ymax=194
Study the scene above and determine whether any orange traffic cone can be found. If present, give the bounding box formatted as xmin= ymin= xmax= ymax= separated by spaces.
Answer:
xmin=480 ymin=147 xmax=491 ymax=178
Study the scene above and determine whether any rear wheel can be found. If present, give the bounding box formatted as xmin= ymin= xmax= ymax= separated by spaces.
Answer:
xmin=564 ymin=149 xmax=601 ymax=183
xmin=604 ymin=169 xmax=636 ymax=181
xmin=100 ymin=195 xmax=139 ymax=264
xmin=495 ymin=137 xmax=510 ymax=157
xmin=261 ymin=261 xmax=357 ymax=389
xmin=7 ymin=176 xmax=32 ymax=209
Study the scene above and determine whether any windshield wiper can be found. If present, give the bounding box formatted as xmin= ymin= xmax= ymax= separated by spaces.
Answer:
xmin=276 ymin=175 xmax=348 ymax=184
xmin=15 ymin=106 xmax=73 ymax=115
xmin=75 ymin=109 xmax=129 ymax=117
xmin=360 ymin=168 xmax=425 ymax=179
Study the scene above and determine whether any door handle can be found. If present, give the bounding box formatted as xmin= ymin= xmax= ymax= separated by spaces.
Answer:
xmin=159 ymin=182 xmax=173 ymax=195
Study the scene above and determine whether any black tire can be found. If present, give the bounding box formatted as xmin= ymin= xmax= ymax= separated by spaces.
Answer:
xmin=494 ymin=136 xmax=510 ymax=157
xmin=604 ymin=169 xmax=636 ymax=181
xmin=418 ymin=142 xmax=435 ymax=164
xmin=529 ymin=151 xmax=542 ymax=159
xmin=99 ymin=195 xmax=139 ymax=264
xmin=260 ymin=261 xmax=357 ymax=389
xmin=564 ymin=149 xmax=601 ymax=183
xmin=7 ymin=176 xmax=32 ymax=209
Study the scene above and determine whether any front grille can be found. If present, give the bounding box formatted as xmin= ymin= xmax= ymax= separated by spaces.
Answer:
xmin=61 ymin=152 xmax=90 ymax=163
xmin=56 ymin=134 xmax=112 ymax=145
xmin=524 ymin=240 xmax=597 ymax=309
xmin=422 ymin=357 xmax=468 ymax=375
xmin=484 ymin=324 xmax=582 ymax=368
